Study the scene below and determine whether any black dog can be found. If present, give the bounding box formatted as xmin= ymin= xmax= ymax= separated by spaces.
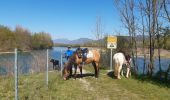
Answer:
xmin=50 ymin=59 xmax=60 ymax=70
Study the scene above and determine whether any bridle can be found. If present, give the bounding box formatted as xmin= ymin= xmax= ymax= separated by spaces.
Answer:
xmin=76 ymin=49 xmax=83 ymax=58
xmin=126 ymin=58 xmax=131 ymax=68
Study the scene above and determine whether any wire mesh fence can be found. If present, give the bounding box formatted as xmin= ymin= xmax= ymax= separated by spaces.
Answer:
xmin=0 ymin=48 xmax=66 ymax=99
xmin=0 ymin=51 xmax=48 ymax=76
xmin=0 ymin=49 xmax=66 ymax=76
xmin=0 ymin=53 xmax=15 ymax=75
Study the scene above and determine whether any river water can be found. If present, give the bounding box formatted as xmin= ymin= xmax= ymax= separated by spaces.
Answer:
xmin=0 ymin=47 xmax=169 ymax=75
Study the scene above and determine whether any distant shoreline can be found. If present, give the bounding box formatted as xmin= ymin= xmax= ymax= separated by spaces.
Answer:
xmin=0 ymin=47 xmax=170 ymax=58
xmin=137 ymin=54 xmax=170 ymax=59
xmin=0 ymin=51 xmax=31 ymax=54
xmin=137 ymin=48 xmax=170 ymax=58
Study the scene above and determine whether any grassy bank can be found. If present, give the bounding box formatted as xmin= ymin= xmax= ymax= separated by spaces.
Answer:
xmin=0 ymin=67 xmax=170 ymax=100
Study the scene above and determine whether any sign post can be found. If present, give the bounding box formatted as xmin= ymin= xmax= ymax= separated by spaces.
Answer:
xmin=107 ymin=36 xmax=117 ymax=70
xmin=110 ymin=49 xmax=113 ymax=70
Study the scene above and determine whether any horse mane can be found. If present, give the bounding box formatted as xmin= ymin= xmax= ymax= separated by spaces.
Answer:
xmin=117 ymin=50 xmax=131 ymax=62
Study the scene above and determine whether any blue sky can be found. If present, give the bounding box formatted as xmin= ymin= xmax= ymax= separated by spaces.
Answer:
xmin=0 ymin=0 xmax=123 ymax=40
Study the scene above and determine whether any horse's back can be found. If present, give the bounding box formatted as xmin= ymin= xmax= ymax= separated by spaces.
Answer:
xmin=91 ymin=49 xmax=100 ymax=62
xmin=84 ymin=49 xmax=100 ymax=63
xmin=113 ymin=53 xmax=125 ymax=64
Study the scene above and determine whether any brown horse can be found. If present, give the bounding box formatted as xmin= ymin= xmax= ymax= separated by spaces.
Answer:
xmin=62 ymin=48 xmax=100 ymax=80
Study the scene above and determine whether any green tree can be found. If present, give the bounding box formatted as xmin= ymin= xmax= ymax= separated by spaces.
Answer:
xmin=15 ymin=25 xmax=32 ymax=51
xmin=0 ymin=25 xmax=16 ymax=51
xmin=31 ymin=32 xmax=53 ymax=50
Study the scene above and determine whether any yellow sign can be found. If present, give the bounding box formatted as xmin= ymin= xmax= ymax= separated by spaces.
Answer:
xmin=107 ymin=36 xmax=117 ymax=49
xmin=107 ymin=36 xmax=117 ymax=42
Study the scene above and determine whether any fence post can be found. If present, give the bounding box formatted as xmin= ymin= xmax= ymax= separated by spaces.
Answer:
xmin=61 ymin=49 xmax=63 ymax=77
xmin=14 ymin=48 xmax=18 ymax=100
xmin=110 ymin=49 xmax=113 ymax=70
xmin=46 ymin=49 xmax=49 ymax=87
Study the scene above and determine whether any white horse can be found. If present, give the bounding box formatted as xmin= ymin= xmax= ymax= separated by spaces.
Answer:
xmin=113 ymin=52 xmax=131 ymax=79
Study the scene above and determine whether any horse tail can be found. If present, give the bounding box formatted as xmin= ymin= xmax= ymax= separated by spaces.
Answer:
xmin=113 ymin=58 xmax=117 ymax=77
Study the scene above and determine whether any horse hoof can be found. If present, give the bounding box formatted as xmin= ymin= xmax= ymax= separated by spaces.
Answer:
xmin=73 ymin=78 xmax=76 ymax=80
xmin=63 ymin=77 xmax=67 ymax=80
xmin=125 ymin=76 xmax=129 ymax=78
xmin=117 ymin=77 xmax=121 ymax=79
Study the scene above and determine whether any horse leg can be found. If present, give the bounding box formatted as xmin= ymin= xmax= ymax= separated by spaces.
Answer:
xmin=92 ymin=62 xmax=98 ymax=78
xmin=121 ymin=69 xmax=124 ymax=77
xmin=79 ymin=65 xmax=83 ymax=78
xmin=95 ymin=62 xmax=99 ymax=78
xmin=54 ymin=65 xmax=56 ymax=70
xmin=69 ymin=65 xmax=72 ymax=77
xmin=114 ymin=61 xmax=118 ymax=78
xmin=114 ymin=61 xmax=119 ymax=79
xmin=73 ymin=65 xmax=77 ymax=79
xmin=57 ymin=65 xmax=59 ymax=70
xmin=126 ymin=67 xmax=130 ymax=78
xmin=118 ymin=64 xmax=122 ymax=79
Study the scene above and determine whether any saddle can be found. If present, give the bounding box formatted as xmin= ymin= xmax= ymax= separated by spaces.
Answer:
xmin=82 ymin=48 xmax=89 ymax=59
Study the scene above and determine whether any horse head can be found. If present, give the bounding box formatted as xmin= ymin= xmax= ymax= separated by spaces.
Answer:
xmin=125 ymin=54 xmax=132 ymax=67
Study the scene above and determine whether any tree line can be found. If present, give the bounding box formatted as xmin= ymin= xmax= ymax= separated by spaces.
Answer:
xmin=0 ymin=25 xmax=53 ymax=52
xmin=85 ymin=0 xmax=170 ymax=80
xmin=113 ymin=0 xmax=170 ymax=77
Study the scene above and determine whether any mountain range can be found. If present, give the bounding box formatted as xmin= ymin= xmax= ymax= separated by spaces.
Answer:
xmin=53 ymin=38 xmax=94 ymax=44
xmin=53 ymin=35 xmax=148 ymax=45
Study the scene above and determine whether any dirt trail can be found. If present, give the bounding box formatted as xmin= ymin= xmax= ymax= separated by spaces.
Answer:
xmin=76 ymin=68 xmax=140 ymax=100
xmin=78 ymin=78 xmax=94 ymax=91
xmin=77 ymin=69 xmax=94 ymax=91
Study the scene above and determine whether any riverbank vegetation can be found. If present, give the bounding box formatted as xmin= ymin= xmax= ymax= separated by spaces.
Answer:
xmin=0 ymin=25 xmax=53 ymax=52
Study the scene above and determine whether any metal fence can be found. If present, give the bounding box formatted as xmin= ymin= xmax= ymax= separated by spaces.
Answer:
xmin=0 ymin=49 xmax=65 ymax=75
